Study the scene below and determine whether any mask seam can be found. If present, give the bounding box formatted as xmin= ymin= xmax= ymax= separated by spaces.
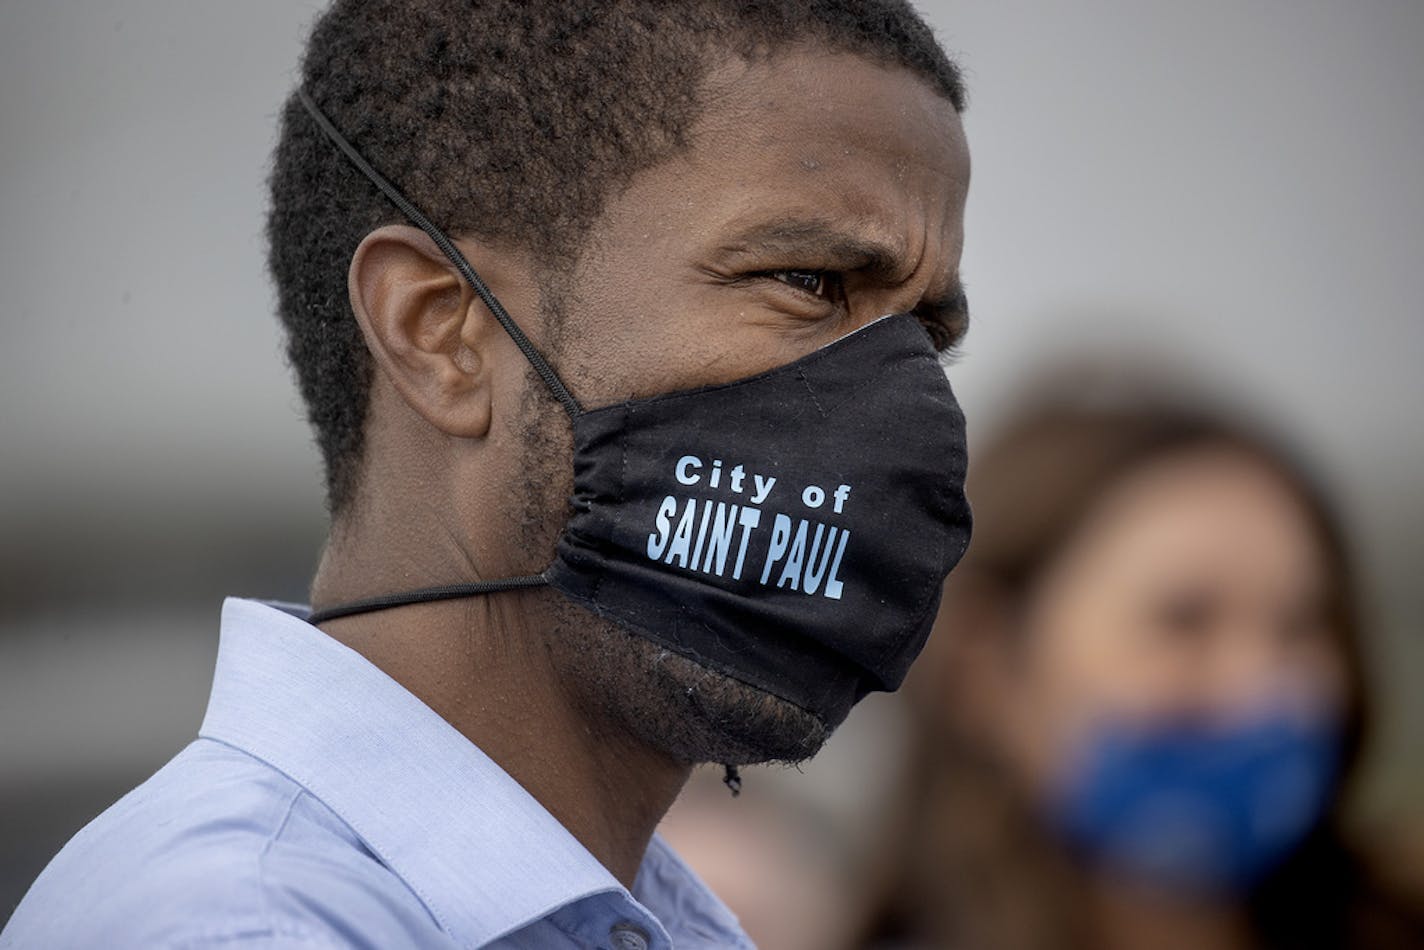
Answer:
xmin=586 ymin=403 xmax=632 ymax=610
xmin=872 ymin=521 xmax=949 ymax=672
xmin=796 ymin=370 xmax=828 ymax=418
xmin=867 ymin=439 xmax=970 ymax=672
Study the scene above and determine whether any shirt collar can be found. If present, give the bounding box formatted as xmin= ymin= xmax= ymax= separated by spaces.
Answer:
xmin=199 ymin=597 xmax=738 ymax=948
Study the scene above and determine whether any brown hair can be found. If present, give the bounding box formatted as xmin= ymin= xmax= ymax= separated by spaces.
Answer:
xmin=960 ymin=400 xmax=1369 ymax=764
xmin=865 ymin=387 xmax=1423 ymax=949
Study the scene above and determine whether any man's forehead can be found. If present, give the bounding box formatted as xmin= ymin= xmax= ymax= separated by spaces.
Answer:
xmin=683 ymin=53 xmax=967 ymax=267
xmin=689 ymin=52 xmax=966 ymax=209
xmin=695 ymin=48 xmax=965 ymax=159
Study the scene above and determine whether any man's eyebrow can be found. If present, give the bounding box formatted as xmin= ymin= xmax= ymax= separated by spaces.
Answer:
xmin=718 ymin=218 xmax=969 ymax=350
xmin=717 ymin=220 xmax=905 ymax=280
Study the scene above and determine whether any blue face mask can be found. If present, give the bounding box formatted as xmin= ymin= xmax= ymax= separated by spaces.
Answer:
xmin=1045 ymin=709 xmax=1341 ymax=895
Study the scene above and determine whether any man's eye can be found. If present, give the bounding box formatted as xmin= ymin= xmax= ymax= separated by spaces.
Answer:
xmin=770 ymin=269 xmax=834 ymax=298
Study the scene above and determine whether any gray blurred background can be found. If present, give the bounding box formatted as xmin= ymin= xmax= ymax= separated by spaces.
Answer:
xmin=2 ymin=0 xmax=1421 ymax=917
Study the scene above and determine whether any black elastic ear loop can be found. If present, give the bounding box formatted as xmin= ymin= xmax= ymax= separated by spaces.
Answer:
xmin=297 ymin=88 xmax=572 ymax=625
xmin=295 ymin=87 xmax=582 ymax=420
xmin=722 ymin=764 xmax=742 ymax=797
xmin=308 ymin=575 xmax=548 ymax=625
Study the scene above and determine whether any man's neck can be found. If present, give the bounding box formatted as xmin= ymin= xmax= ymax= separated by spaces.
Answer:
xmin=312 ymin=563 xmax=690 ymax=889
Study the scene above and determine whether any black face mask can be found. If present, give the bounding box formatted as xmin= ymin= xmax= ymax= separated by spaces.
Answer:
xmin=300 ymin=90 xmax=972 ymax=730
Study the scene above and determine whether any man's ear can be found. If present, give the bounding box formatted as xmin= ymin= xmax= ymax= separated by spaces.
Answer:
xmin=348 ymin=224 xmax=501 ymax=439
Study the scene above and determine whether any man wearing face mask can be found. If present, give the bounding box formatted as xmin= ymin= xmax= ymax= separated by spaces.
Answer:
xmin=2 ymin=3 xmax=973 ymax=948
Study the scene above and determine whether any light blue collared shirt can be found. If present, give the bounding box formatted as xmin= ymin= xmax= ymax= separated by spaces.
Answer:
xmin=2 ymin=599 xmax=752 ymax=949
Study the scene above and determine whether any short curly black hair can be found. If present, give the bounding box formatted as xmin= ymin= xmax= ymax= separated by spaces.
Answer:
xmin=268 ymin=0 xmax=966 ymax=513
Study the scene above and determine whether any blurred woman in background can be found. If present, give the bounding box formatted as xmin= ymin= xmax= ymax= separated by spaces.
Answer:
xmin=870 ymin=388 xmax=1424 ymax=949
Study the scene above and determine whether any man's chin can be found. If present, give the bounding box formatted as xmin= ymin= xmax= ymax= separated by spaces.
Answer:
xmin=629 ymin=639 xmax=834 ymax=766
xmin=541 ymin=595 xmax=832 ymax=766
